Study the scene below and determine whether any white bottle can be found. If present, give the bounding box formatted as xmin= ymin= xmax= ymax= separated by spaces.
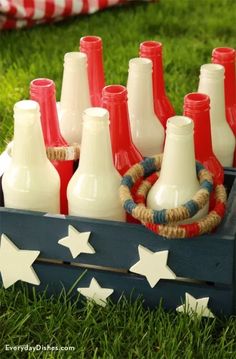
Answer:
xmin=59 ymin=52 xmax=91 ymax=145
xmin=67 ymin=107 xmax=125 ymax=222
xmin=198 ymin=64 xmax=235 ymax=166
xmin=147 ymin=116 xmax=208 ymax=223
xmin=2 ymin=100 xmax=60 ymax=213
xmin=127 ymin=58 xmax=164 ymax=157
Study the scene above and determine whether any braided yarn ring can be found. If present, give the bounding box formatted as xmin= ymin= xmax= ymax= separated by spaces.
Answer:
xmin=119 ymin=154 xmax=214 ymax=225
xmin=136 ymin=172 xmax=227 ymax=239
xmin=46 ymin=143 xmax=80 ymax=161
xmin=119 ymin=154 xmax=227 ymax=238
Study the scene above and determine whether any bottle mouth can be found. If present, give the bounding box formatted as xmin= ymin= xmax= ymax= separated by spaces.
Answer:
xmin=212 ymin=47 xmax=235 ymax=63
xmin=83 ymin=107 xmax=109 ymax=122
xmin=129 ymin=57 xmax=152 ymax=72
xmin=200 ymin=63 xmax=224 ymax=79
xmin=167 ymin=116 xmax=193 ymax=135
xmin=102 ymin=85 xmax=127 ymax=102
xmin=139 ymin=41 xmax=162 ymax=56
xmin=80 ymin=36 xmax=102 ymax=50
xmin=14 ymin=100 xmax=40 ymax=125
xmin=184 ymin=92 xmax=210 ymax=111
xmin=64 ymin=52 xmax=87 ymax=66
xmin=30 ymin=78 xmax=55 ymax=97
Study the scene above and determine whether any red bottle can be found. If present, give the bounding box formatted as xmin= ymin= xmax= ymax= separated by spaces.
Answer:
xmin=30 ymin=79 xmax=74 ymax=214
xmin=212 ymin=47 xmax=236 ymax=136
xmin=183 ymin=93 xmax=224 ymax=185
xmin=80 ymin=36 xmax=105 ymax=107
xmin=139 ymin=41 xmax=175 ymax=128
xmin=102 ymin=85 xmax=143 ymax=223
xmin=101 ymin=85 xmax=143 ymax=176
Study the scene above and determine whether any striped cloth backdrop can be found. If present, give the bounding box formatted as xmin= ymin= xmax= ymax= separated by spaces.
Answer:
xmin=0 ymin=0 xmax=150 ymax=30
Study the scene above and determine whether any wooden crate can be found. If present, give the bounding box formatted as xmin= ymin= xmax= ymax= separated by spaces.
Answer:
xmin=0 ymin=170 xmax=235 ymax=317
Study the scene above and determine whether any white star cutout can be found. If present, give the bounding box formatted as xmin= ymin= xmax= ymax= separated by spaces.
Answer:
xmin=0 ymin=234 xmax=40 ymax=289
xmin=77 ymin=278 xmax=114 ymax=307
xmin=58 ymin=225 xmax=95 ymax=259
xmin=176 ymin=292 xmax=215 ymax=318
xmin=129 ymin=245 xmax=176 ymax=288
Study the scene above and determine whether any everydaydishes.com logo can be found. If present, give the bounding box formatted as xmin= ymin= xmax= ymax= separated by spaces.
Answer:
xmin=5 ymin=344 xmax=76 ymax=352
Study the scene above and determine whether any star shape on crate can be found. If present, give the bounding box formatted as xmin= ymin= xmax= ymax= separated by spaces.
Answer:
xmin=77 ymin=277 xmax=114 ymax=307
xmin=176 ymin=292 xmax=215 ymax=318
xmin=0 ymin=234 xmax=40 ymax=289
xmin=58 ymin=225 xmax=95 ymax=259
xmin=129 ymin=245 xmax=176 ymax=288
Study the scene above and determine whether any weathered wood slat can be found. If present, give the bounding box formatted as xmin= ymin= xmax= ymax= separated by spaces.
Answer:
xmin=0 ymin=206 xmax=234 ymax=285
xmin=19 ymin=261 xmax=233 ymax=316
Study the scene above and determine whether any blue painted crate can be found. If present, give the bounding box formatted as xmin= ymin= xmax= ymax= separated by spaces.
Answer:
xmin=0 ymin=170 xmax=235 ymax=316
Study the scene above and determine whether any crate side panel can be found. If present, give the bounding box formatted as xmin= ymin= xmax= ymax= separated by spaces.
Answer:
xmin=1 ymin=261 xmax=232 ymax=316
xmin=217 ymin=174 xmax=236 ymax=237
xmin=0 ymin=208 xmax=233 ymax=285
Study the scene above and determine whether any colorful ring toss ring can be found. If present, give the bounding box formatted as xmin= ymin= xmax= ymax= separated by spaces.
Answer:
xmin=119 ymin=154 xmax=227 ymax=238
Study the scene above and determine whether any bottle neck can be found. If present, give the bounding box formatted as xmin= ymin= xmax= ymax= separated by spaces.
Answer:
xmin=160 ymin=117 xmax=197 ymax=186
xmin=184 ymin=107 xmax=213 ymax=160
xmin=221 ymin=61 xmax=236 ymax=107
xmin=198 ymin=76 xmax=226 ymax=124
xmin=30 ymin=79 xmax=66 ymax=147
xmin=60 ymin=53 xmax=91 ymax=111
xmin=140 ymin=52 xmax=166 ymax=98
xmin=212 ymin=48 xmax=236 ymax=107
xmin=80 ymin=47 xmax=105 ymax=106
xmin=127 ymin=65 xmax=155 ymax=117
xmin=12 ymin=105 xmax=48 ymax=167
xmin=78 ymin=118 xmax=115 ymax=174
xmin=102 ymin=98 xmax=134 ymax=151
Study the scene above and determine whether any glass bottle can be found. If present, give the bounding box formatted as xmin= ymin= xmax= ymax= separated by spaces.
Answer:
xmin=30 ymin=78 xmax=74 ymax=214
xmin=80 ymin=35 xmax=105 ymax=107
xmin=101 ymin=84 xmax=143 ymax=176
xmin=59 ymin=52 xmax=91 ymax=145
xmin=127 ymin=57 xmax=164 ymax=157
xmin=147 ymin=116 xmax=209 ymax=223
xmin=212 ymin=47 xmax=236 ymax=136
xmin=198 ymin=64 xmax=235 ymax=167
xmin=183 ymin=92 xmax=224 ymax=185
xmin=67 ymin=107 xmax=125 ymax=221
xmin=139 ymin=41 xmax=175 ymax=128
xmin=2 ymin=100 xmax=60 ymax=213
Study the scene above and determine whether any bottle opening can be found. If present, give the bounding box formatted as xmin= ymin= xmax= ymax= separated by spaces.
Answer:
xmin=80 ymin=36 xmax=102 ymax=50
xmin=200 ymin=63 xmax=224 ymax=79
xmin=30 ymin=78 xmax=55 ymax=97
xmin=102 ymin=85 xmax=127 ymax=102
xmin=184 ymin=92 xmax=210 ymax=111
xmin=129 ymin=58 xmax=152 ymax=72
xmin=167 ymin=116 xmax=193 ymax=135
xmin=14 ymin=100 xmax=39 ymax=113
xmin=14 ymin=100 xmax=39 ymax=125
xmin=140 ymin=41 xmax=162 ymax=56
xmin=83 ymin=107 xmax=108 ymax=121
xmin=64 ymin=52 xmax=87 ymax=66
xmin=212 ymin=47 xmax=235 ymax=63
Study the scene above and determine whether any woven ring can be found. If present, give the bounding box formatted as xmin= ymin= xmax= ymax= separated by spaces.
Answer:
xmin=46 ymin=143 xmax=80 ymax=161
xmin=119 ymin=154 xmax=214 ymax=225
xmin=136 ymin=172 xmax=227 ymax=239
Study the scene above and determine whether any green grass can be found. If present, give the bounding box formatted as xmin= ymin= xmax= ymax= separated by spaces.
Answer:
xmin=0 ymin=286 xmax=236 ymax=359
xmin=0 ymin=0 xmax=236 ymax=357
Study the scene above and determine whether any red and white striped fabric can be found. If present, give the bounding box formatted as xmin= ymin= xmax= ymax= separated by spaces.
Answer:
xmin=0 ymin=0 xmax=140 ymax=30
